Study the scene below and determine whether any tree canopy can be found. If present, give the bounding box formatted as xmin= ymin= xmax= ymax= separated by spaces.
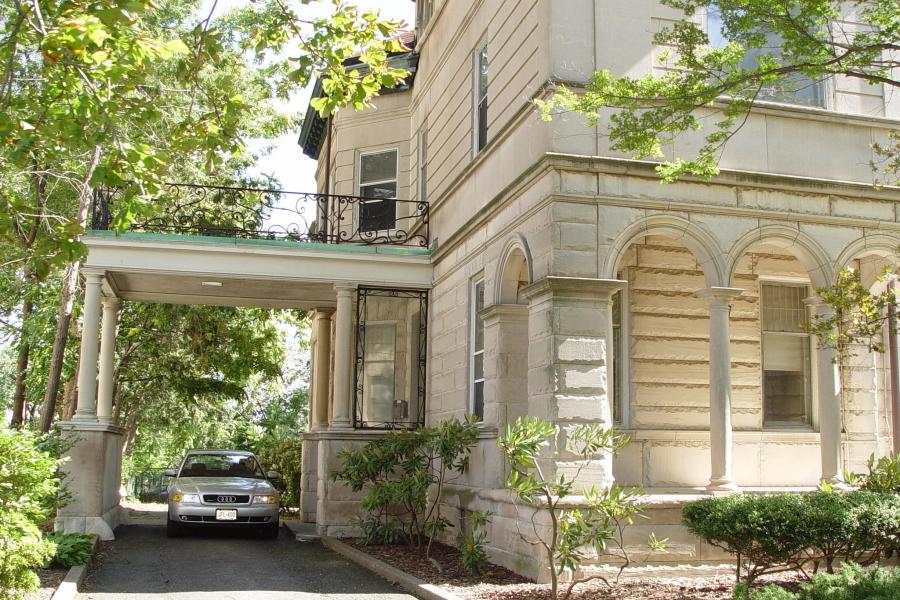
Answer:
xmin=540 ymin=0 xmax=899 ymax=184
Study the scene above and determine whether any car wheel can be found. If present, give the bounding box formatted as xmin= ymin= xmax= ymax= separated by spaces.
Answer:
xmin=261 ymin=520 xmax=280 ymax=539
xmin=166 ymin=516 xmax=183 ymax=538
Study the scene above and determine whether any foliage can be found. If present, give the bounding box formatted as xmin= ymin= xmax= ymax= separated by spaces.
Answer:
xmin=0 ymin=428 xmax=60 ymax=599
xmin=332 ymin=417 xmax=479 ymax=554
xmin=256 ymin=438 xmax=303 ymax=513
xmin=458 ymin=510 xmax=493 ymax=577
xmin=804 ymin=267 xmax=895 ymax=477
xmin=43 ymin=532 xmax=93 ymax=568
xmin=497 ymin=417 xmax=644 ymax=600
xmin=683 ymin=491 xmax=900 ymax=585
xmin=538 ymin=0 xmax=899 ymax=184
xmin=735 ymin=563 xmax=900 ymax=600
xmin=857 ymin=454 xmax=900 ymax=495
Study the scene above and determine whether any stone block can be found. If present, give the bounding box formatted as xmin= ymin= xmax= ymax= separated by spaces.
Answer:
xmin=554 ymin=222 xmax=598 ymax=251
xmin=559 ymin=364 xmax=607 ymax=392
xmin=555 ymin=336 xmax=606 ymax=363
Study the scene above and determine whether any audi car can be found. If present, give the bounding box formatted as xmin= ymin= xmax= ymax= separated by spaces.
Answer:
xmin=165 ymin=450 xmax=281 ymax=538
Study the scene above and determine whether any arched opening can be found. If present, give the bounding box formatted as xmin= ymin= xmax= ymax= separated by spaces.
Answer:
xmin=498 ymin=247 xmax=529 ymax=305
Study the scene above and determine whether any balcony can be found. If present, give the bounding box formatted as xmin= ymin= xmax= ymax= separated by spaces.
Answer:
xmin=90 ymin=183 xmax=429 ymax=248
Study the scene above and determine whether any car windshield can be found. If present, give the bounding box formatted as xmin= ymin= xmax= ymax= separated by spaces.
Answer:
xmin=179 ymin=453 xmax=265 ymax=479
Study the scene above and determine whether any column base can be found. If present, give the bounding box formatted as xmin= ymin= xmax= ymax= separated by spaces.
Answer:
xmin=821 ymin=477 xmax=852 ymax=491
xmin=706 ymin=477 xmax=740 ymax=495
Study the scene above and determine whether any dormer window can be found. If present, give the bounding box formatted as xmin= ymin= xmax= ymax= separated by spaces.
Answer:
xmin=358 ymin=149 xmax=398 ymax=232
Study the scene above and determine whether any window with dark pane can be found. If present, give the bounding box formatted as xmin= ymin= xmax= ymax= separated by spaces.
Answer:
xmin=358 ymin=150 xmax=398 ymax=232
xmin=473 ymin=45 xmax=488 ymax=153
xmin=471 ymin=279 xmax=485 ymax=420
xmin=611 ymin=289 xmax=622 ymax=425
xmin=761 ymin=283 xmax=812 ymax=426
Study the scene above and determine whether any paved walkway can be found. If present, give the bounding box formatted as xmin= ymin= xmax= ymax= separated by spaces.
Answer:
xmin=78 ymin=525 xmax=415 ymax=599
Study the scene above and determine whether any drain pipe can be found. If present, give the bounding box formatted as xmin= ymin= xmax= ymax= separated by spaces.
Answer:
xmin=888 ymin=279 xmax=900 ymax=454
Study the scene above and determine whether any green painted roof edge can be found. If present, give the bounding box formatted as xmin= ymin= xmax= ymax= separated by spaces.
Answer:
xmin=85 ymin=230 xmax=431 ymax=256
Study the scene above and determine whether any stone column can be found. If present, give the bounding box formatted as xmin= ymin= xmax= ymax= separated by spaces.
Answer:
xmin=521 ymin=277 xmax=625 ymax=488
xmin=331 ymin=284 xmax=355 ymax=429
xmin=696 ymin=287 xmax=743 ymax=493
xmin=311 ymin=309 xmax=334 ymax=431
xmin=481 ymin=304 xmax=529 ymax=427
xmin=806 ymin=298 xmax=843 ymax=484
xmin=74 ymin=272 xmax=104 ymax=422
xmin=96 ymin=297 xmax=122 ymax=423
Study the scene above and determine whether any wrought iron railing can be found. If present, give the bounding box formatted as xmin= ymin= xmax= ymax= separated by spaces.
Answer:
xmin=91 ymin=182 xmax=429 ymax=248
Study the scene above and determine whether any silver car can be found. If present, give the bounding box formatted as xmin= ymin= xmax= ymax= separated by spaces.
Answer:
xmin=165 ymin=450 xmax=281 ymax=538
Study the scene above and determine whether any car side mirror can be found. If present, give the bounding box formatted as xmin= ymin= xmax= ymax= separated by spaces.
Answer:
xmin=266 ymin=470 xmax=281 ymax=480
xmin=164 ymin=469 xmax=177 ymax=477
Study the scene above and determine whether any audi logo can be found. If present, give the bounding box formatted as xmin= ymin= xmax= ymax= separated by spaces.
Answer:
xmin=217 ymin=496 xmax=236 ymax=503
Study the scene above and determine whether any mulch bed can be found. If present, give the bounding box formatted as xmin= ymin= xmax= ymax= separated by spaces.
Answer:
xmin=349 ymin=540 xmax=804 ymax=599
xmin=23 ymin=568 xmax=68 ymax=600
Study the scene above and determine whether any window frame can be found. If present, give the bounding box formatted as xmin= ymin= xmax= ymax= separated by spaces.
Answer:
xmin=472 ymin=42 xmax=488 ymax=156
xmin=759 ymin=278 xmax=816 ymax=430
xmin=611 ymin=278 xmax=631 ymax=428
xmin=355 ymin=147 xmax=400 ymax=235
xmin=701 ymin=7 xmax=829 ymax=110
xmin=469 ymin=276 xmax=486 ymax=420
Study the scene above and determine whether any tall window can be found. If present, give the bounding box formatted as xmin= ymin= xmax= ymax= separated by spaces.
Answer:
xmin=470 ymin=278 xmax=486 ymax=420
xmin=611 ymin=290 xmax=623 ymax=425
xmin=761 ymin=283 xmax=812 ymax=426
xmin=416 ymin=0 xmax=434 ymax=33
xmin=473 ymin=44 xmax=488 ymax=154
xmin=358 ymin=149 xmax=398 ymax=232
xmin=706 ymin=8 xmax=824 ymax=107
xmin=417 ymin=129 xmax=427 ymax=204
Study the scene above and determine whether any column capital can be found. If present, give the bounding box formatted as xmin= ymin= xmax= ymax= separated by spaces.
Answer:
xmin=695 ymin=287 xmax=743 ymax=305
xmin=521 ymin=276 xmax=626 ymax=302
xmin=101 ymin=296 xmax=122 ymax=311
xmin=480 ymin=303 xmax=529 ymax=325
xmin=313 ymin=308 xmax=335 ymax=320
xmin=334 ymin=283 xmax=357 ymax=295
xmin=83 ymin=270 xmax=105 ymax=284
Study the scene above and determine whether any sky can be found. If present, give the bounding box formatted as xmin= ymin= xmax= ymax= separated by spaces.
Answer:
xmin=207 ymin=0 xmax=416 ymax=194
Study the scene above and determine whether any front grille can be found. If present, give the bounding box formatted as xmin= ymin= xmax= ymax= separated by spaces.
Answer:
xmin=202 ymin=494 xmax=250 ymax=504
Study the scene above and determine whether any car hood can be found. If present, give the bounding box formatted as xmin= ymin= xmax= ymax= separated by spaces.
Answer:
xmin=171 ymin=477 xmax=276 ymax=495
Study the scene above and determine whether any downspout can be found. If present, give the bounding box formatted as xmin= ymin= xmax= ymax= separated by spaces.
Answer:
xmin=888 ymin=279 xmax=900 ymax=454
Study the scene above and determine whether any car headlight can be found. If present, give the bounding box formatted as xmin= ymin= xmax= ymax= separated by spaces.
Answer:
xmin=172 ymin=493 xmax=200 ymax=503
xmin=253 ymin=495 xmax=277 ymax=505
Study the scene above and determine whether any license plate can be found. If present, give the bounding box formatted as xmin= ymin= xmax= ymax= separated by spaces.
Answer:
xmin=216 ymin=509 xmax=237 ymax=521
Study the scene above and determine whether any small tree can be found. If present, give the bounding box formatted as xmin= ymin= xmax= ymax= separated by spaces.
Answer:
xmin=332 ymin=417 xmax=479 ymax=556
xmin=497 ymin=417 xmax=650 ymax=600
xmin=805 ymin=267 xmax=894 ymax=475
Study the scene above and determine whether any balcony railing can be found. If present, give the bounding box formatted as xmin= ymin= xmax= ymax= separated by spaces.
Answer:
xmin=90 ymin=182 xmax=429 ymax=248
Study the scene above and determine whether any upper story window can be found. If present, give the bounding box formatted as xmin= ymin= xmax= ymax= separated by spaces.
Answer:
xmin=473 ymin=44 xmax=488 ymax=155
xmin=706 ymin=8 xmax=825 ymax=108
xmin=470 ymin=277 xmax=486 ymax=421
xmin=416 ymin=0 xmax=434 ymax=34
xmin=761 ymin=282 xmax=812 ymax=427
xmin=358 ymin=149 xmax=398 ymax=232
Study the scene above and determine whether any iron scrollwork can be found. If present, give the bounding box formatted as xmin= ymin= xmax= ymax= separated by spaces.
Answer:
xmin=91 ymin=182 xmax=429 ymax=248
xmin=354 ymin=287 xmax=429 ymax=430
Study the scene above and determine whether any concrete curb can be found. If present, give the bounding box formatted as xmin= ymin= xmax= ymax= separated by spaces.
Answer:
xmin=50 ymin=535 xmax=99 ymax=600
xmin=321 ymin=537 xmax=463 ymax=600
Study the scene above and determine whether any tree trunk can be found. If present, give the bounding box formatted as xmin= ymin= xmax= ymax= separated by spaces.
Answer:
xmin=40 ymin=259 xmax=81 ymax=432
xmin=40 ymin=144 xmax=101 ymax=432
xmin=10 ymin=299 xmax=34 ymax=428
xmin=63 ymin=372 xmax=78 ymax=421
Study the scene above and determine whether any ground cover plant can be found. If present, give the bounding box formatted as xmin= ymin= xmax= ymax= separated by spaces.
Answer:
xmin=683 ymin=491 xmax=900 ymax=585
xmin=42 ymin=532 xmax=94 ymax=569
xmin=735 ymin=563 xmax=900 ymax=599
xmin=498 ymin=417 xmax=651 ymax=600
xmin=332 ymin=417 xmax=479 ymax=555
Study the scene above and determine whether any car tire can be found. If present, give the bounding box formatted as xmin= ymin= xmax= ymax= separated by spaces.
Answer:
xmin=166 ymin=517 xmax=183 ymax=538
xmin=261 ymin=521 xmax=280 ymax=540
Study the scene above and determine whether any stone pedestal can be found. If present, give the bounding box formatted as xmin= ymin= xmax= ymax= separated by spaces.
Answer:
xmin=521 ymin=276 xmax=626 ymax=488
xmin=55 ymin=422 xmax=125 ymax=540
xmin=299 ymin=432 xmax=320 ymax=523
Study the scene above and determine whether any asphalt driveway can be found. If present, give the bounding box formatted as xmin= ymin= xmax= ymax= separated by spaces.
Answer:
xmin=78 ymin=525 xmax=415 ymax=599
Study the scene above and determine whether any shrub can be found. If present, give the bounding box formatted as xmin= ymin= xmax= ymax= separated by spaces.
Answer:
xmin=498 ymin=417 xmax=645 ymax=600
xmin=734 ymin=564 xmax=900 ymax=599
xmin=257 ymin=438 xmax=303 ymax=512
xmin=0 ymin=428 xmax=61 ymax=600
xmin=683 ymin=492 xmax=900 ymax=585
xmin=332 ymin=417 xmax=479 ymax=554
xmin=858 ymin=454 xmax=900 ymax=494
xmin=459 ymin=510 xmax=492 ymax=576
xmin=43 ymin=532 xmax=93 ymax=568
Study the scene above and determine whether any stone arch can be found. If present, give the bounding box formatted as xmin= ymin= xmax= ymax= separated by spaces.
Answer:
xmin=833 ymin=233 xmax=900 ymax=273
xmin=495 ymin=233 xmax=533 ymax=304
xmin=603 ymin=215 xmax=727 ymax=287
xmin=725 ymin=224 xmax=833 ymax=289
